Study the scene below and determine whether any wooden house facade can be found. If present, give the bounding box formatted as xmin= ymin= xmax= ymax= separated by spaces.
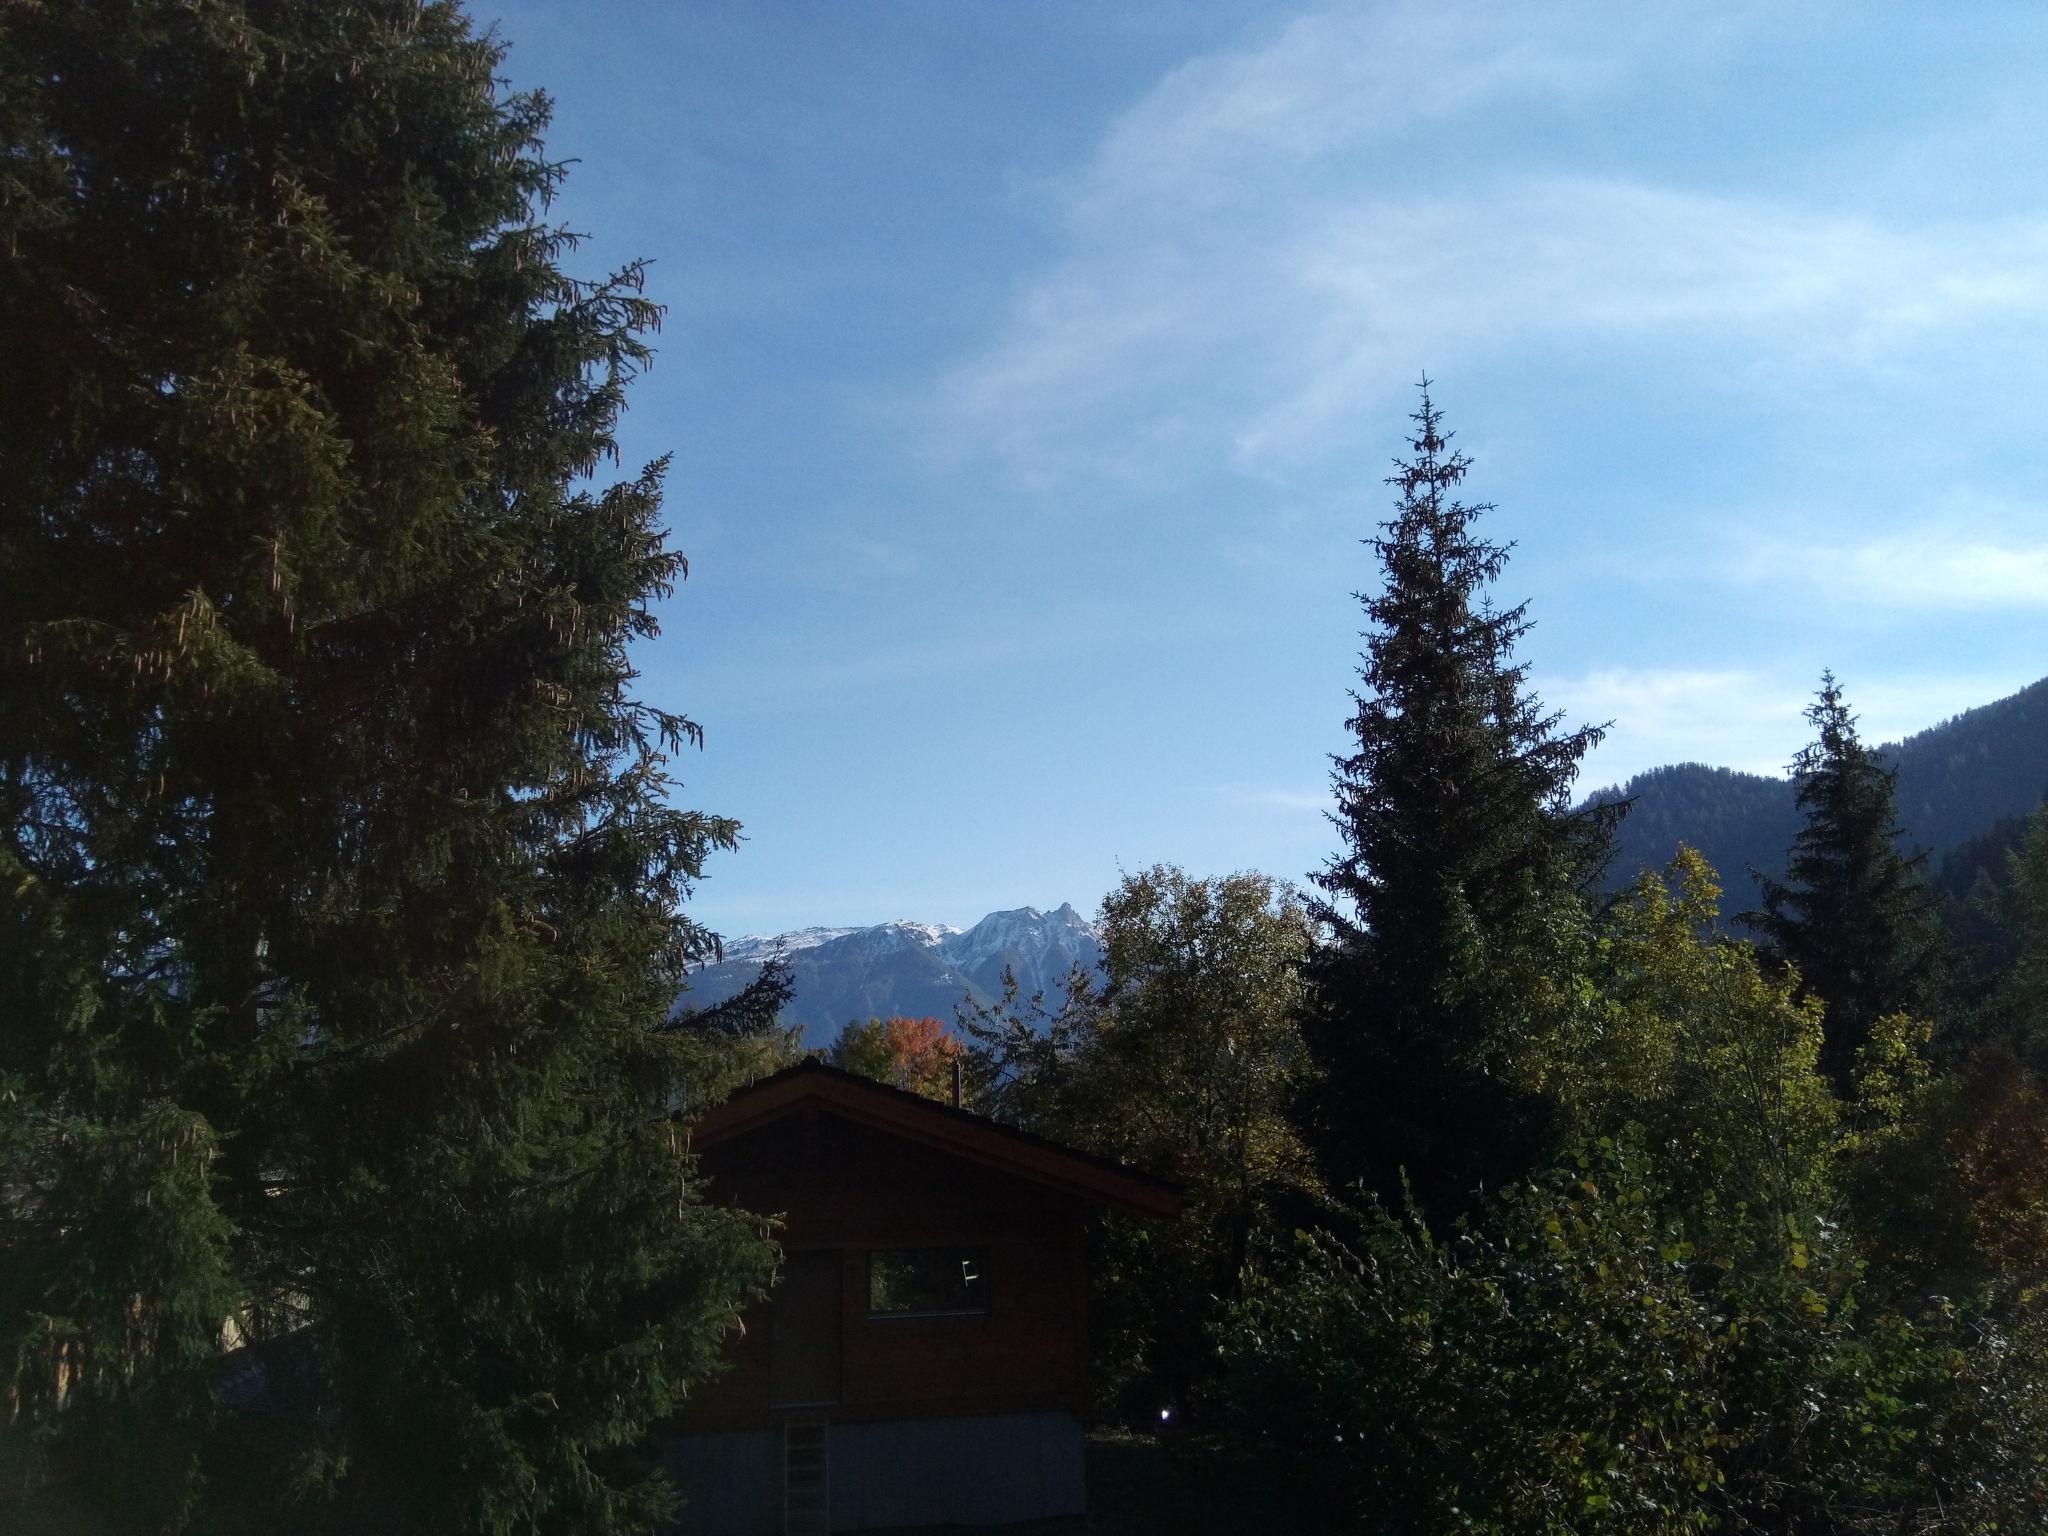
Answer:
xmin=665 ymin=1061 xmax=1180 ymax=1535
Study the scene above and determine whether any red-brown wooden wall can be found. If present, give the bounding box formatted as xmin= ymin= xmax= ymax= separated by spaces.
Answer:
xmin=674 ymin=1109 xmax=1091 ymax=1433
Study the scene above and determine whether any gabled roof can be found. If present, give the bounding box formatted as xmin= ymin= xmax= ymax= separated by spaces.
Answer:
xmin=691 ymin=1059 xmax=1182 ymax=1221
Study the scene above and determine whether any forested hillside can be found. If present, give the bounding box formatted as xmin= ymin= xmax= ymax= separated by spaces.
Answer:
xmin=1891 ymin=675 xmax=2048 ymax=851
xmin=1590 ymin=762 xmax=1798 ymax=907
xmin=1593 ymin=674 xmax=2048 ymax=916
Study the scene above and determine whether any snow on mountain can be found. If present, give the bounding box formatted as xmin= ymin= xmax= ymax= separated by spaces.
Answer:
xmin=678 ymin=905 xmax=1100 ymax=1046
xmin=855 ymin=919 xmax=962 ymax=956
xmin=897 ymin=920 xmax=964 ymax=946
xmin=939 ymin=903 xmax=1094 ymax=965
xmin=937 ymin=904 xmax=1100 ymax=1001
xmin=719 ymin=926 xmax=862 ymax=964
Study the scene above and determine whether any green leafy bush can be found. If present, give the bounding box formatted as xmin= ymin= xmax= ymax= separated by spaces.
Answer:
xmin=1218 ymin=1138 xmax=1963 ymax=1534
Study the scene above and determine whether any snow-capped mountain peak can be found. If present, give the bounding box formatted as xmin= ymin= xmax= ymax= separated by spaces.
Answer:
xmin=683 ymin=903 xmax=1102 ymax=1044
xmin=719 ymin=926 xmax=861 ymax=964
xmin=937 ymin=903 xmax=1098 ymax=974
xmin=881 ymin=920 xmax=961 ymax=947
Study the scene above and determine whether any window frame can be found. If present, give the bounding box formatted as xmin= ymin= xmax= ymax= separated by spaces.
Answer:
xmin=865 ymin=1244 xmax=991 ymax=1320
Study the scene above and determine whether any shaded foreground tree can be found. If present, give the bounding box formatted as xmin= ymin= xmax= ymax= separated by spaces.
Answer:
xmin=1747 ymin=673 xmax=1945 ymax=1089
xmin=1306 ymin=383 xmax=1611 ymax=1221
xmin=0 ymin=4 xmax=773 ymax=1531
xmin=664 ymin=956 xmax=806 ymax=1118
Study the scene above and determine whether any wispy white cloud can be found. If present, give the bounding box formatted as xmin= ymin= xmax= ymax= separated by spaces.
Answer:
xmin=1554 ymin=668 xmax=1803 ymax=783
xmin=1555 ymin=665 xmax=2041 ymax=787
xmin=1069 ymin=1 xmax=1637 ymax=225
xmin=1733 ymin=532 xmax=2048 ymax=609
xmin=942 ymin=0 xmax=2048 ymax=486
xmin=1223 ymin=785 xmax=1330 ymax=813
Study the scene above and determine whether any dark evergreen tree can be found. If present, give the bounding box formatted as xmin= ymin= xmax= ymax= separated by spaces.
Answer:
xmin=1305 ymin=383 xmax=1611 ymax=1222
xmin=0 ymin=4 xmax=772 ymax=1531
xmin=1978 ymin=800 xmax=2048 ymax=1066
xmin=1747 ymin=674 xmax=1946 ymax=1090
xmin=1925 ymin=809 xmax=2032 ymax=1033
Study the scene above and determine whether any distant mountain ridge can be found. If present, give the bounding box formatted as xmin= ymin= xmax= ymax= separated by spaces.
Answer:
xmin=685 ymin=682 xmax=2045 ymax=1030
xmin=1590 ymin=675 xmax=2048 ymax=915
xmin=682 ymin=904 xmax=1102 ymax=1045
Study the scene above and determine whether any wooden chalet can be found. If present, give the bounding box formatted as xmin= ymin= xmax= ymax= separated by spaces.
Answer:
xmin=665 ymin=1060 xmax=1181 ymax=1535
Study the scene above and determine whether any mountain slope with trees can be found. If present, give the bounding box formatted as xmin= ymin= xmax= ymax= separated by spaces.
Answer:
xmin=1592 ymin=674 xmax=2048 ymax=915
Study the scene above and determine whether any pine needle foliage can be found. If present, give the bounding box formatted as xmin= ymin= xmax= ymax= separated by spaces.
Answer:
xmin=1983 ymin=800 xmax=2048 ymax=1064
xmin=1306 ymin=382 xmax=1611 ymax=1222
xmin=0 ymin=4 xmax=773 ymax=1530
xmin=1747 ymin=674 xmax=1946 ymax=1090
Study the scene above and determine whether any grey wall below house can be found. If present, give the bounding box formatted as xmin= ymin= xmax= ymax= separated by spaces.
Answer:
xmin=831 ymin=1411 xmax=1085 ymax=1530
xmin=665 ymin=1429 xmax=783 ymax=1536
xmin=663 ymin=1411 xmax=1086 ymax=1535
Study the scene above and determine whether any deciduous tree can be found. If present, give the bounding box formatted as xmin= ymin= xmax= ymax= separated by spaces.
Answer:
xmin=1543 ymin=849 xmax=1837 ymax=1244
xmin=1218 ymin=1138 xmax=1956 ymax=1536
xmin=969 ymin=865 xmax=1319 ymax=1418
xmin=827 ymin=1014 xmax=966 ymax=1101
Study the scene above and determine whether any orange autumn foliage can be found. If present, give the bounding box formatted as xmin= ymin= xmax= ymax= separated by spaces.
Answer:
xmin=1944 ymin=1044 xmax=2048 ymax=1282
xmin=1851 ymin=1040 xmax=2048 ymax=1293
xmin=828 ymin=1014 xmax=967 ymax=1102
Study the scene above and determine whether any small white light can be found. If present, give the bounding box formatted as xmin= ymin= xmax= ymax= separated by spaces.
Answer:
xmin=1159 ymin=1407 xmax=1172 ymax=1422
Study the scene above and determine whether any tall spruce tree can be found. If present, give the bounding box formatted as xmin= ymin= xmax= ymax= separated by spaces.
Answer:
xmin=0 ymin=5 xmax=773 ymax=1532
xmin=1306 ymin=384 xmax=1610 ymax=1221
xmin=1748 ymin=674 xmax=1945 ymax=1090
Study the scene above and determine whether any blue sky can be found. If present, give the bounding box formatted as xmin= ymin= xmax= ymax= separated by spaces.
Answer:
xmin=480 ymin=0 xmax=2048 ymax=938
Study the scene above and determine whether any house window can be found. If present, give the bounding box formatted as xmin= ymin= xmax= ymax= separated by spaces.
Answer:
xmin=867 ymin=1247 xmax=989 ymax=1316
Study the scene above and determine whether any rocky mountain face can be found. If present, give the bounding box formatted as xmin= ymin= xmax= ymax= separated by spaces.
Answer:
xmin=680 ymin=904 xmax=1102 ymax=1045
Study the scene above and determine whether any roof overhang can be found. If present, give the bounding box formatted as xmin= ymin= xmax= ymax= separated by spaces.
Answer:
xmin=692 ymin=1060 xmax=1182 ymax=1221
